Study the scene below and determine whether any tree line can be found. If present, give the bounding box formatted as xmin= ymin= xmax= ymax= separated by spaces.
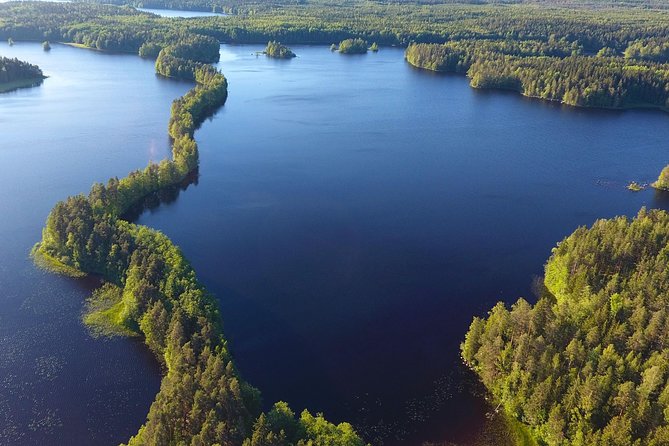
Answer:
xmin=6 ymin=1 xmax=669 ymax=51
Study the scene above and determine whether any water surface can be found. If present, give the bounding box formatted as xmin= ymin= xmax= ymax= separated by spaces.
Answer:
xmin=137 ymin=7 xmax=225 ymax=17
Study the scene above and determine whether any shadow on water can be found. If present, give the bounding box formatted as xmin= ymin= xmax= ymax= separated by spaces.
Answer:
xmin=652 ymin=189 xmax=669 ymax=211
xmin=121 ymin=168 xmax=200 ymax=222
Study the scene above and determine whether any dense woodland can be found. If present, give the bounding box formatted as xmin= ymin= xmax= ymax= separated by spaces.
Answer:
xmin=463 ymin=209 xmax=669 ymax=445
xmin=0 ymin=56 xmax=44 ymax=85
xmin=5 ymin=1 xmax=669 ymax=50
xmin=30 ymin=21 xmax=364 ymax=446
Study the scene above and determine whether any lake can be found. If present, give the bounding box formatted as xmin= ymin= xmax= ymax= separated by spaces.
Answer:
xmin=2 ymin=42 xmax=669 ymax=445
xmin=136 ymin=7 xmax=226 ymax=17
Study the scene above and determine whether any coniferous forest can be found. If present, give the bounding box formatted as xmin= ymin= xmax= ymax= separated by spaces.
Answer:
xmin=0 ymin=55 xmax=45 ymax=91
xmin=463 ymin=209 xmax=669 ymax=446
xmin=0 ymin=56 xmax=43 ymax=83
xmin=3 ymin=1 xmax=669 ymax=445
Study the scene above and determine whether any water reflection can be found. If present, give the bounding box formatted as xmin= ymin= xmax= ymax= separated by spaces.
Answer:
xmin=653 ymin=188 xmax=669 ymax=210
xmin=122 ymin=169 xmax=199 ymax=221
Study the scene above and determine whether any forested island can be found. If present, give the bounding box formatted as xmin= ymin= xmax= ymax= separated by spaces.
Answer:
xmin=264 ymin=41 xmax=295 ymax=58
xmin=0 ymin=56 xmax=45 ymax=92
xmin=337 ymin=38 xmax=368 ymax=54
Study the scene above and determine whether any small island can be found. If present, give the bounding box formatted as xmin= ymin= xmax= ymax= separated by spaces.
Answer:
xmin=42 ymin=40 xmax=51 ymax=51
xmin=0 ymin=56 xmax=46 ymax=93
xmin=652 ymin=164 xmax=669 ymax=190
xmin=264 ymin=40 xmax=296 ymax=58
xmin=627 ymin=181 xmax=645 ymax=192
xmin=337 ymin=38 xmax=368 ymax=54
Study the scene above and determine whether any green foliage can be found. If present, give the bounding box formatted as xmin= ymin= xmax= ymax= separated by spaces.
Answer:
xmin=627 ymin=181 xmax=644 ymax=192
xmin=463 ymin=209 xmax=669 ymax=445
xmin=297 ymin=411 xmax=365 ymax=446
xmin=32 ymin=32 xmax=251 ymax=446
xmin=337 ymin=38 xmax=367 ymax=54
xmin=42 ymin=40 xmax=51 ymax=51
xmin=30 ymin=246 xmax=87 ymax=278
xmin=369 ymin=42 xmax=378 ymax=52
xmin=0 ymin=56 xmax=44 ymax=86
xmin=84 ymin=283 xmax=139 ymax=337
xmin=7 ymin=0 xmax=669 ymax=59
xmin=407 ymin=41 xmax=669 ymax=109
xmin=406 ymin=39 xmax=576 ymax=72
xmin=264 ymin=40 xmax=296 ymax=58
xmin=16 ymin=1 xmax=669 ymax=444
xmin=243 ymin=403 xmax=367 ymax=446
xmin=138 ymin=41 xmax=162 ymax=58
xmin=652 ymin=165 xmax=669 ymax=191
xmin=597 ymin=47 xmax=617 ymax=57
xmin=0 ymin=2 xmax=219 ymax=59
xmin=625 ymin=38 xmax=669 ymax=63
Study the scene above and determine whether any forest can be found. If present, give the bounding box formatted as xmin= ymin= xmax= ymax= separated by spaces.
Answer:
xmin=0 ymin=56 xmax=45 ymax=91
xmin=653 ymin=166 xmax=669 ymax=191
xmin=5 ymin=1 xmax=669 ymax=51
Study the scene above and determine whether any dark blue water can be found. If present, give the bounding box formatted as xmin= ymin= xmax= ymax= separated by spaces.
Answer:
xmin=1 ymin=41 xmax=669 ymax=446
xmin=0 ymin=42 xmax=191 ymax=445
xmin=136 ymin=45 xmax=669 ymax=445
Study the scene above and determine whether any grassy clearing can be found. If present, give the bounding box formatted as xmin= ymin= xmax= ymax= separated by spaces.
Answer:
xmin=31 ymin=245 xmax=86 ymax=278
xmin=505 ymin=414 xmax=539 ymax=446
xmin=83 ymin=283 xmax=138 ymax=338
xmin=470 ymin=400 xmax=541 ymax=446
